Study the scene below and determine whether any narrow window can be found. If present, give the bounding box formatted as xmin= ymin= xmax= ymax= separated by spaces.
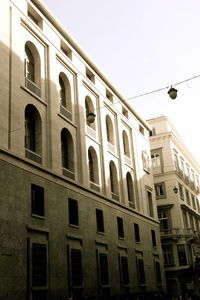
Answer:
xmin=88 ymin=147 xmax=99 ymax=185
xmin=68 ymin=198 xmax=78 ymax=226
xmin=109 ymin=161 xmax=119 ymax=197
xmin=122 ymin=131 xmax=130 ymax=157
xmin=134 ymin=223 xmax=140 ymax=243
xmin=126 ymin=173 xmax=135 ymax=208
xmin=185 ymin=189 xmax=190 ymax=205
xmin=25 ymin=46 xmax=35 ymax=82
xmin=155 ymin=261 xmax=162 ymax=285
xmin=158 ymin=211 xmax=169 ymax=230
xmin=162 ymin=245 xmax=174 ymax=266
xmin=96 ymin=209 xmax=104 ymax=233
xmin=147 ymin=190 xmax=154 ymax=217
xmin=31 ymin=184 xmax=44 ymax=216
xmin=136 ymin=258 xmax=145 ymax=285
xmin=32 ymin=243 xmax=47 ymax=287
xmin=71 ymin=249 xmax=83 ymax=285
xmin=155 ymin=182 xmax=166 ymax=199
xmin=106 ymin=115 xmax=114 ymax=145
xmin=99 ymin=253 xmax=109 ymax=285
xmin=120 ymin=256 xmax=129 ymax=285
xmin=179 ymin=183 xmax=184 ymax=200
xmin=151 ymin=230 xmax=156 ymax=247
xmin=117 ymin=217 xmax=124 ymax=238
xmin=86 ymin=67 xmax=95 ymax=83
xmin=61 ymin=128 xmax=74 ymax=173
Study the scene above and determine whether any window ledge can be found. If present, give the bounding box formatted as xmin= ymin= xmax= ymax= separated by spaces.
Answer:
xmin=31 ymin=214 xmax=45 ymax=220
xmin=69 ymin=224 xmax=79 ymax=229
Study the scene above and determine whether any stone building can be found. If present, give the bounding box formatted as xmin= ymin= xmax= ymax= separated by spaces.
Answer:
xmin=0 ymin=0 xmax=166 ymax=299
xmin=148 ymin=115 xmax=200 ymax=299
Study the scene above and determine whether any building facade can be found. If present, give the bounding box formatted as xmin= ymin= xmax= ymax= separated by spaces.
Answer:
xmin=148 ymin=116 xmax=200 ymax=299
xmin=0 ymin=1 xmax=166 ymax=299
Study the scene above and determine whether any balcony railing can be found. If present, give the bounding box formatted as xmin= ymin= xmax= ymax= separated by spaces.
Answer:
xmin=160 ymin=228 xmax=198 ymax=239
xmin=25 ymin=77 xmax=41 ymax=97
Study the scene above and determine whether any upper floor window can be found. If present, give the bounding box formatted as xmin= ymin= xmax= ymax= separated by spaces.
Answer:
xmin=151 ymin=149 xmax=163 ymax=174
xmin=24 ymin=42 xmax=41 ymax=97
xmin=117 ymin=217 xmax=124 ymax=238
xmin=59 ymin=73 xmax=72 ymax=112
xmin=122 ymin=130 xmax=130 ymax=157
xmin=28 ymin=4 xmax=43 ymax=29
xmin=61 ymin=128 xmax=74 ymax=178
xmin=106 ymin=115 xmax=114 ymax=145
xmin=155 ymin=182 xmax=166 ymax=199
xmin=86 ymin=67 xmax=95 ymax=83
xmin=126 ymin=172 xmax=135 ymax=209
xmin=162 ymin=245 xmax=174 ymax=266
xmin=146 ymin=189 xmax=154 ymax=218
xmin=158 ymin=211 xmax=169 ymax=230
xmin=85 ymin=96 xmax=96 ymax=130
xmin=60 ymin=40 xmax=72 ymax=60
xmin=134 ymin=223 xmax=140 ymax=243
xmin=96 ymin=209 xmax=104 ymax=233
xmin=88 ymin=147 xmax=99 ymax=185
xmin=151 ymin=230 xmax=156 ymax=247
xmin=31 ymin=184 xmax=44 ymax=217
xmin=25 ymin=104 xmax=42 ymax=161
xmin=106 ymin=89 xmax=113 ymax=102
xmin=142 ymin=150 xmax=150 ymax=173
xmin=109 ymin=161 xmax=119 ymax=199
xmin=139 ymin=125 xmax=144 ymax=135
xmin=177 ymin=244 xmax=187 ymax=266
xmin=68 ymin=198 xmax=79 ymax=226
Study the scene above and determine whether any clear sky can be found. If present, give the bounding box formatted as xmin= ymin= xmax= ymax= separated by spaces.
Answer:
xmin=42 ymin=0 xmax=200 ymax=164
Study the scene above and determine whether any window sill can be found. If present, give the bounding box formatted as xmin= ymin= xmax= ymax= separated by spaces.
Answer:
xmin=69 ymin=224 xmax=79 ymax=229
xmin=31 ymin=214 xmax=45 ymax=220
xmin=97 ymin=231 xmax=104 ymax=235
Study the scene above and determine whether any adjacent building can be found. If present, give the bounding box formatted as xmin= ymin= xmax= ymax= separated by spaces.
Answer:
xmin=148 ymin=115 xmax=200 ymax=299
xmin=0 ymin=1 xmax=166 ymax=299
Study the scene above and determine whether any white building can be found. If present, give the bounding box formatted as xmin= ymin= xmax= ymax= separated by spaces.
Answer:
xmin=148 ymin=115 xmax=200 ymax=299
xmin=0 ymin=1 xmax=166 ymax=299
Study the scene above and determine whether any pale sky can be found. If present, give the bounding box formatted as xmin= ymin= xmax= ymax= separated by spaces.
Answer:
xmin=42 ymin=0 xmax=200 ymax=164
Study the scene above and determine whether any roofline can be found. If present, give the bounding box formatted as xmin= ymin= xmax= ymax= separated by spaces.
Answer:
xmin=30 ymin=0 xmax=151 ymax=131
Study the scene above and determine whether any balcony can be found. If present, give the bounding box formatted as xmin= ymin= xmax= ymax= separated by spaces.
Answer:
xmin=25 ymin=77 xmax=41 ymax=97
xmin=160 ymin=228 xmax=199 ymax=240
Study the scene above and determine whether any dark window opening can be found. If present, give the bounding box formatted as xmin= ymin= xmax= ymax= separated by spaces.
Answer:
xmin=68 ymin=198 xmax=79 ymax=226
xmin=96 ymin=209 xmax=104 ymax=233
xmin=31 ymin=184 xmax=44 ymax=216
xmin=117 ymin=217 xmax=124 ymax=238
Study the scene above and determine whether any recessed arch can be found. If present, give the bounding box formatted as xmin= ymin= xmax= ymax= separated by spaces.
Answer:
xmin=88 ymin=146 xmax=99 ymax=184
xmin=24 ymin=41 xmax=41 ymax=87
xmin=122 ymin=130 xmax=130 ymax=157
xmin=85 ymin=96 xmax=96 ymax=130
xmin=109 ymin=160 xmax=119 ymax=195
xmin=25 ymin=104 xmax=42 ymax=154
xmin=106 ymin=115 xmax=114 ymax=145
xmin=61 ymin=128 xmax=74 ymax=172
xmin=59 ymin=72 xmax=72 ymax=111
xmin=126 ymin=172 xmax=135 ymax=208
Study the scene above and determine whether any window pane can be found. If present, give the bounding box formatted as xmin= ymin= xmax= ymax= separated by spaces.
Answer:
xmin=32 ymin=243 xmax=47 ymax=287
xmin=71 ymin=249 xmax=83 ymax=285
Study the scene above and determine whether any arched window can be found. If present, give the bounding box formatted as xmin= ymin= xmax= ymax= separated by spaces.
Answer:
xmin=109 ymin=161 xmax=119 ymax=196
xmin=61 ymin=128 xmax=74 ymax=172
xmin=126 ymin=172 xmax=135 ymax=208
xmin=24 ymin=42 xmax=41 ymax=96
xmin=59 ymin=73 xmax=72 ymax=111
xmin=85 ymin=96 xmax=95 ymax=130
xmin=25 ymin=45 xmax=35 ymax=82
xmin=25 ymin=104 xmax=42 ymax=154
xmin=88 ymin=147 xmax=99 ymax=184
xmin=122 ymin=130 xmax=130 ymax=157
xmin=106 ymin=115 xmax=114 ymax=145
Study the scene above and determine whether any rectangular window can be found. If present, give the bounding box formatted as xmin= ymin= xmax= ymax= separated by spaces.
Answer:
xmin=174 ymin=152 xmax=179 ymax=171
xmin=32 ymin=243 xmax=47 ymax=287
xmin=71 ymin=249 xmax=83 ymax=285
xmin=151 ymin=230 xmax=156 ymax=247
xmin=134 ymin=223 xmax=140 ymax=243
xmin=60 ymin=40 xmax=72 ymax=60
xmin=68 ymin=198 xmax=79 ymax=226
xmin=106 ymin=89 xmax=113 ymax=102
xmin=155 ymin=182 xmax=166 ymax=199
xmin=185 ymin=189 xmax=191 ymax=205
xmin=99 ymin=253 xmax=109 ymax=285
xmin=136 ymin=258 xmax=146 ymax=285
xmin=117 ymin=217 xmax=124 ymax=238
xmin=147 ymin=190 xmax=154 ymax=217
xmin=86 ymin=67 xmax=95 ymax=83
xmin=96 ymin=209 xmax=104 ymax=233
xmin=158 ymin=211 xmax=168 ymax=230
xmin=155 ymin=261 xmax=162 ymax=285
xmin=182 ymin=209 xmax=189 ymax=228
xmin=151 ymin=149 xmax=162 ymax=174
xmin=179 ymin=183 xmax=184 ymax=200
xmin=31 ymin=184 xmax=44 ymax=217
xmin=192 ymin=195 xmax=196 ymax=210
xmin=120 ymin=256 xmax=129 ymax=285
xmin=162 ymin=244 xmax=174 ymax=266
xmin=177 ymin=244 xmax=187 ymax=266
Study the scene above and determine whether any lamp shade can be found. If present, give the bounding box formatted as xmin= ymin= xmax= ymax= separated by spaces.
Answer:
xmin=87 ymin=112 xmax=96 ymax=123
xmin=168 ymin=87 xmax=177 ymax=100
